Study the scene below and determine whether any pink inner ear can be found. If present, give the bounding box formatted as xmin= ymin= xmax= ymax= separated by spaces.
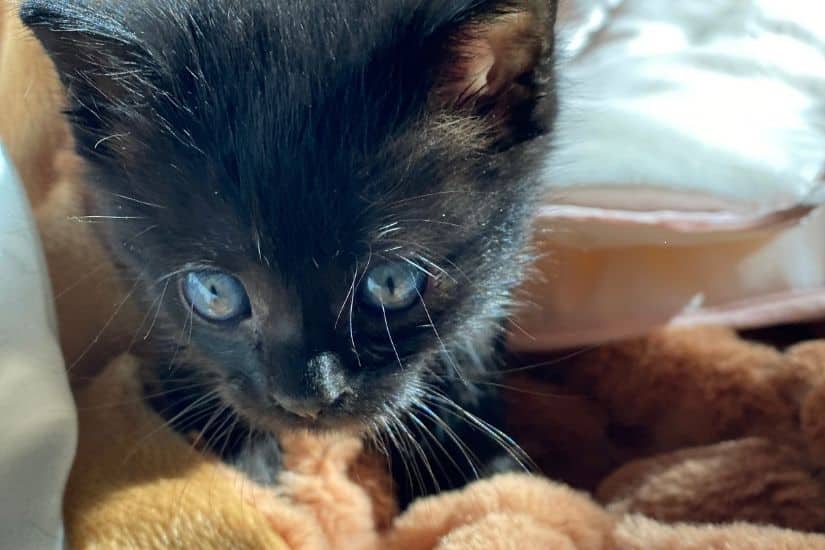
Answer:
xmin=456 ymin=40 xmax=497 ymax=101
xmin=441 ymin=12 xmax=542 ymax=105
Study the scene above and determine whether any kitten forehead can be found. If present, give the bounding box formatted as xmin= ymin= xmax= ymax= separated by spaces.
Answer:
xmin=22 ymin=0 xmax=556 ymax=270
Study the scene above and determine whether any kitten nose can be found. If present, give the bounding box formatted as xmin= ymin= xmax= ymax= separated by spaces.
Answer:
xmin=277 ymin=352 xmax=350 ymax=420
xmin=307 ymin=352 xmax=350 ymax=403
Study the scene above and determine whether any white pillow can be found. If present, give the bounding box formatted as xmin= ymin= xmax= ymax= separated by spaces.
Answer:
xmin=511 ymin=0 xmax=825 ymax=351
xmin=0 ymin=144 xmax=76 ymax=550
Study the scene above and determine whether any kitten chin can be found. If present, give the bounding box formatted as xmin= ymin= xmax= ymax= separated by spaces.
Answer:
xmin=23 ymin=0 xmax=559 ymax=503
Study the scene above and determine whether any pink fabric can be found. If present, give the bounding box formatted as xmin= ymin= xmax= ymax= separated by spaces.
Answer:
xmin=507 ymin=1 xmax=825 ymax=352
xmin=509 ymin=204 xmax=825 ymax=352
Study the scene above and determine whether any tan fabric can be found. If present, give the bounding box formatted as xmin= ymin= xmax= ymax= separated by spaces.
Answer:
xmin=61 ymin=328 xmax=825 ymax=549
xmin=68 ymin=358 xmax=292 ymax=550
xmin=0 ymin=0 xmax=68 ymax=206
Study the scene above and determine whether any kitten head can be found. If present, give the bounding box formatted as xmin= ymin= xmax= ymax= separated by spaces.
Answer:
xmin=22 ymin=0 xmax=557 ymax=431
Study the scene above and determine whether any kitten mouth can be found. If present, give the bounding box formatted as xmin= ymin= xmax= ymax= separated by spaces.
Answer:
xmin=221 ymin=391 xmax=365 ymax=434
xmin=260 ymin=408 xmax=365 ymax=434
xmin=269 ymin=401 xmax=325 ymax=424
xmin=283 ymin=408 xmax=320 ymax=421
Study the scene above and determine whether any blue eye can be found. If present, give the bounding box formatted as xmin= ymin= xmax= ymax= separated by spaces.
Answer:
xmin=182 ymin=270 xmax=250 ymax=322
xmin=360 ymin=262 xmax=427 ymax=312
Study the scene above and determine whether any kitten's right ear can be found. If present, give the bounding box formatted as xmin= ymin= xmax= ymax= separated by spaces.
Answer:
xmin=425 ymin=0 xmax=558 ymax=146
xmin=19 ymin=1 xmax=148 ymax=134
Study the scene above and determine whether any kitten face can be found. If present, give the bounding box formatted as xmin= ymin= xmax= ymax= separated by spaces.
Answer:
xmin=23 ymin=0 xmax=557 ymax=431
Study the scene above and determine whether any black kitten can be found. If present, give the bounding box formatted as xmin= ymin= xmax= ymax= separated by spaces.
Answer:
xmin=22 ymin=0 xmax=558 ymax=503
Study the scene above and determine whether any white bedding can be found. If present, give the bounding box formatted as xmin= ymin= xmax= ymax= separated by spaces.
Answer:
xmin=511 ymin=0 xmax=825 ymax=350
xmin=0 ymin=144 xmax=75 ymax=550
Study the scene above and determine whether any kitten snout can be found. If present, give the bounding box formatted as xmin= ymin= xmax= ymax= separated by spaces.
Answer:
xmin=308 ymin=352 xmax=351 ymax=403
xmin=270 ymin=352 xmax=353 ymax=421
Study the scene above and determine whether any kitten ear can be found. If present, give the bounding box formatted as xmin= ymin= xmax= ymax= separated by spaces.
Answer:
xmin=431 ymin=1 xmax=557 ymax=141
xmin=19 ymin=1 xmax=148 ymax=138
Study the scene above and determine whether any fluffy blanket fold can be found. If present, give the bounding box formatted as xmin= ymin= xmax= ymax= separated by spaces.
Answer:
xmin=65 ymin=328 xmax=825 ymax=548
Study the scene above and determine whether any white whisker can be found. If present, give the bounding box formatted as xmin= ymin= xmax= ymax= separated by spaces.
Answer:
xmin=110 ymin=193 xmax=165 ymax=209
xmin=395 ymin=255 xmax=436 ymax=279
xmin=347 ymin=265 xmax=362 ymax=367
xmin=144 ymin=278 xmax=170 ymax=340
xmin=413 ymin=396 xmax=480 ymax=480
xmin=68 ymin=215 xmax=147 ymax=223
xmin=68 ymin=272 xmax=146 ymax=372
xmin=380 ymin=303 xmax=404 ymax=370
xmin=414 ymin=285 xmax=465 ymax=384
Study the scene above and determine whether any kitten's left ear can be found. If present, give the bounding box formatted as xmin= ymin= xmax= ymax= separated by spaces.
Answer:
xmin=19 ymin=1 xmax=150 ymax=150
xmin=431 ymin=0 xmax=557 ymax=142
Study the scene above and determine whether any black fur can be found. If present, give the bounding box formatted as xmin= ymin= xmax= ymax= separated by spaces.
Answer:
xmin=22 ymin=0 xmax=558 ymax=504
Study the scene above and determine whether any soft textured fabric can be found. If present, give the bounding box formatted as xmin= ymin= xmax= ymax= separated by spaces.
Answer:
xmin=61 ymin=327 xmax=825 ymax=549
xmin=551 ymin=0 xmax=824 ymax=203
xmin=510 ymin=0 xmax=825 ymax=350
xmin=0 ymin=146 xmax=75 ymax=547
